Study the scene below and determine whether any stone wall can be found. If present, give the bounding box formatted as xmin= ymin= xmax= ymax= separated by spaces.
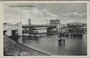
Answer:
xmin=4 ymin=35 xmax=49 ymax=56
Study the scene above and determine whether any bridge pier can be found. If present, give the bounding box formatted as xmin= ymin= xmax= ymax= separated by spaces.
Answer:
xmin=3 ymin=30 xmax=7 ymax=35
xmin=6 ymin=29 xmax=12 ymax=36
xmin=17 ymin=22 xmax=23 ymax=43
xmin=47 ymin=27 xmax=52 ymax=36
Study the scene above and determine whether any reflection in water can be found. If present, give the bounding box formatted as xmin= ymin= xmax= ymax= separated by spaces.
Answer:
xmin=18 ymin=34 xmax=87 ymax=55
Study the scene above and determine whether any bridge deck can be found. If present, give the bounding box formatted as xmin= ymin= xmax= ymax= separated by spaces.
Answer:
xmin=22 ymin=24 xmax=56 ymax=28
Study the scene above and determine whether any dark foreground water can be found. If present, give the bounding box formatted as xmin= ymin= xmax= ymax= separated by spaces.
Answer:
xmin=21 ymin=34 xmax=87 ymax=56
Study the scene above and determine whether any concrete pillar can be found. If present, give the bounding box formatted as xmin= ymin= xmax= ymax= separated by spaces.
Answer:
xmin=18 ymin=37 xmax=23 ymax=43
xmin=17 ymin=22 xmax=22 ymax=36
xmin=17 ymin=22 xmax=22 ymax=43
xmin=57 ymin=24 xmax=62 ymax=35
xmin=5 ymin=23 xmax=12 ymax=36
xmin=47 ymin=27 xmax=52 ymax=36
xmin=6 ymin=29 xmax=12 ymax=36
xmin=47 ymin=28 xmax=49 ymax=36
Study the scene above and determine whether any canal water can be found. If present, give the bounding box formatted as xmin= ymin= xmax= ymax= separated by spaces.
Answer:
xmin=21 ymin=34 xmax=87 ymax=56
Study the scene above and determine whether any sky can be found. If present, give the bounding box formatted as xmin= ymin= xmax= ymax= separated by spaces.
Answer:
xmin=4 ymin=3 xmax=87 ymax=24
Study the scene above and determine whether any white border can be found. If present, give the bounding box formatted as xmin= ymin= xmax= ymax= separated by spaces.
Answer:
xmin=0 ymin=1 xmax=90 ymax=58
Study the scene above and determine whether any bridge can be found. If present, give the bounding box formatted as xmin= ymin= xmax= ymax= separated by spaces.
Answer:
xmin=22 ymin=24 xmax=58 ymax=39
xmin=22 ymin=24 xmax=56 ymax=28
xmin=3 ymin=22 xmax=59 ymax=43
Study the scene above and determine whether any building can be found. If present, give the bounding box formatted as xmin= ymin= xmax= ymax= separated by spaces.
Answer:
xmin=50 ymin=19 xmax=61 ymax=26
xmin=48 ymin=19 xmax=61 ymax=35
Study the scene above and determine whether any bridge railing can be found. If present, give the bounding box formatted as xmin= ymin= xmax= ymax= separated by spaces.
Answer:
xmin=3 ymin=23 xmax=18 ymax=30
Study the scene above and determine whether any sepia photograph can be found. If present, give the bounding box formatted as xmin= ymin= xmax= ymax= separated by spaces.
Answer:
xmin=3 ymin=2 xmax=87 ymax=56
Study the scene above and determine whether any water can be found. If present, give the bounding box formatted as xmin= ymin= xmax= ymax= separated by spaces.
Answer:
xmin=19 ymin=34 xmax=87 ymax=56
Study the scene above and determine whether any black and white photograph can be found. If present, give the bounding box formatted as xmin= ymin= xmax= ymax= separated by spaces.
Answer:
xmin=0 ymin=0 xmax=90 ymax=1
xmin=3 ymin=2 xmax=87 ymax=56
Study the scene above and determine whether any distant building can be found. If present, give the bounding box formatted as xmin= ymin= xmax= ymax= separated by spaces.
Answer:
xmin=67 ymin=22 xmax=87 ymax=28
xmin=49 ymin=19 xmax=61 ymax=35
xmin=66 ymin=22 xmax=87 ymax=34
xmin=50 ymin=19 xmax=61 ymax=26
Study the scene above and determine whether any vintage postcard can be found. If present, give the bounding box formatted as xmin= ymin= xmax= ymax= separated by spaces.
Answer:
xmin=0 ymin=1 xmax=90 ymax=58
xmin=0 ymin=0 xmax=90 ymax=1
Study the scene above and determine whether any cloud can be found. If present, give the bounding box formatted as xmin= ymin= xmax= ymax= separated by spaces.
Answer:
xmin=59 ymin=12 xmax=86 ymax=19
xmin=42 ymin=9 xmax=58 ymax=18
xmin=5 ymin=6 xmax=58 ymax=18
xmin=4 ymin=5 xmax=86 ymax=24
xmin=4 ymin=6 xmax=58 ymax=24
